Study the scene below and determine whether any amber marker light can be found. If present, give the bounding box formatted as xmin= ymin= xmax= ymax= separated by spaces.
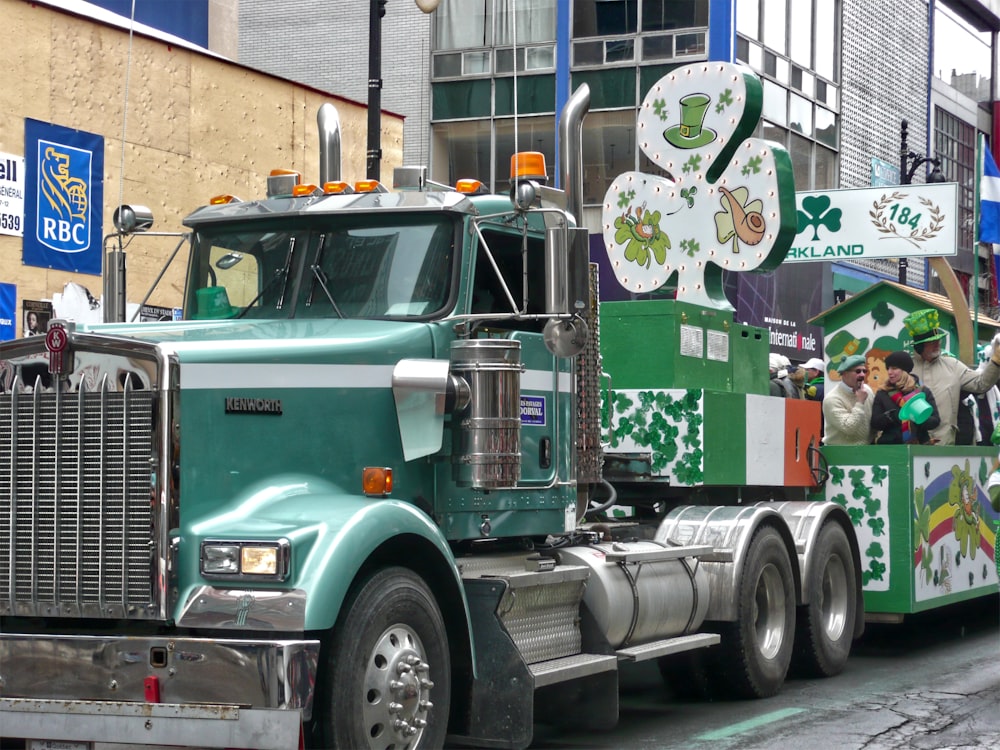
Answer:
xmin=363 ymin=467 xmax=393 ymax=497
xmin=354 ymin=179 xmax=382 ymax=193
xmin=456 ymin=178 xmax=486 ymax=194
xmin=292 ymin=183 xmax=320 ymax=197
xmin=323 ymin=181 xmax=353 ymax=194
xmin=209 ymin=194 xmax=239 ymax=205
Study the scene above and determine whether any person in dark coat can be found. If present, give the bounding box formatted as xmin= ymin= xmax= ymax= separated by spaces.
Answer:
xmin=871 ymin=350 xmax=941 ymax=445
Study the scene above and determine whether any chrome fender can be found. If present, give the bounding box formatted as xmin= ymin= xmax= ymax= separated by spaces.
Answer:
xmin=654 ymin=504 xmax=801 ymax=623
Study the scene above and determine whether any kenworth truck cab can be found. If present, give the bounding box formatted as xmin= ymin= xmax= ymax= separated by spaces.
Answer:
xmin=1 ymin=63 xmax=863 ymax=749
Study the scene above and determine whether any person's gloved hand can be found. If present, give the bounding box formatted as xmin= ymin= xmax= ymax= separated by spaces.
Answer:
xmin=991 ymin=333 xmax=1000 ymax=365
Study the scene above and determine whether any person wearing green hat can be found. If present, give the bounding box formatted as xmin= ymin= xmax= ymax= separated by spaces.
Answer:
xmin=905 ymin=308 xmax=1000 ymax=445
xmin=871 ymin=350 xmax=941 ymax=444
xmin=822 ymin=353 xmax=876 ymax=445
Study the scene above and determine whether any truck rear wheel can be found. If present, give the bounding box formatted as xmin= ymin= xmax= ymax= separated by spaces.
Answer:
xmin=321 ymin=567 xmax=451 ymax=749
xmin=714 ymin=524 xmax=795 ymax=698
xmin=793 ymin=522 xmax=856 ymax=677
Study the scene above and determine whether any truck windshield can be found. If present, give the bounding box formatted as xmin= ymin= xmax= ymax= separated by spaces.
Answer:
xmin=185 ymin=215 xmax=457 ymax=320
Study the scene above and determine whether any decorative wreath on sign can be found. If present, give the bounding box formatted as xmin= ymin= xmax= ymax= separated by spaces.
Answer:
xmin=869 ymin=193 xmax=944 ymax=248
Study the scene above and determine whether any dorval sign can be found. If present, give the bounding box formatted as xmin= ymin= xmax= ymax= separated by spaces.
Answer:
xmin=602 ymin=62 xmax=796 ymax=310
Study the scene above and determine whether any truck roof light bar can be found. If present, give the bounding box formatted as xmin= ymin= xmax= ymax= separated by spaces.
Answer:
xmin=323 ymin=181 xmax=354 ymax=195
xmin=455 ymin=179 xmax=488 ymax=195
xmin=354 ymin=180 xmax=389 ymax=194
xmin=292 ymin=183 xmax=321 ymax=197
xmin=209 ymin=194 xmax=241 ymax=205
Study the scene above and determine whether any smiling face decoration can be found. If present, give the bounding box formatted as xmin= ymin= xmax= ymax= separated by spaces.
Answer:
xmin=602 ymin=63 xmax=797 ymax=309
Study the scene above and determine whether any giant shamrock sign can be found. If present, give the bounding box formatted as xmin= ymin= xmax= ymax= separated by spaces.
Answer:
xmin=602 ymin=62 xmax=797 ymax=310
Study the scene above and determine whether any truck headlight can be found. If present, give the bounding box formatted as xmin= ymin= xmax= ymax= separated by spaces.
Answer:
xmin=201 ymin=539 xmax=290 ymax=581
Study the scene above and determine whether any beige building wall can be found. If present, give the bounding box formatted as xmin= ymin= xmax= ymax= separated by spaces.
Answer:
xmin=0 ymin=0 xmax=402 ymax=336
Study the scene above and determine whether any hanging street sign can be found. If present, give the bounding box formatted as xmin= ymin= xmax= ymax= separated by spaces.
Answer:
xmin=785 ymin=183 xmax=958 ymax=263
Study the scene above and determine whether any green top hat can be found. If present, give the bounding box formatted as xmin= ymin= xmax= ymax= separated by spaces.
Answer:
xmin=826 ymin=329 xmax=869 ymax=372
xmin=903 ymin=308 xmax=947 ymax=345
xmin=664 ymin=93 xmax=717 ymax=148
xmin=195 ymin=286 xmax=237 ymax=319
xmin=899 ymin=391 xmax=933 ymax=425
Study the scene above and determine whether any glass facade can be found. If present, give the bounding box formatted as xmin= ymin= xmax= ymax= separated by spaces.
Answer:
xmin=933 ymin=109 xmax=977 ymax=275
xmin=736 ymin=0 xmax=840 ymax=190
xmin=430 ymin=0 xmax=710 ymax=196
xmin=933 ymin=3 xmax=994 ymax=107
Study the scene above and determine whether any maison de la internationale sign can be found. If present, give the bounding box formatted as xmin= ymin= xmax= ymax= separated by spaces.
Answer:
xmin=786 ymin=182 xmax=959 ymax=263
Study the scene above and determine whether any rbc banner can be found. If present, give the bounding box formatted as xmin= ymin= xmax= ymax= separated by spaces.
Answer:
xmin=23 ymin=119 xmax=104 ymax=275
xmin=0 ymin=283 xmax=14 ymax=341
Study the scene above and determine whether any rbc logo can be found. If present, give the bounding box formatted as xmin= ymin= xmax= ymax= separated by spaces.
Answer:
xmin=36 ymin=140 xmax=90 ymax=253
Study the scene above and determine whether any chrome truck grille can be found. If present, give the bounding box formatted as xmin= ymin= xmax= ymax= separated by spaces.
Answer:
xmin=0 ymin=338 xmax=167 ymax=620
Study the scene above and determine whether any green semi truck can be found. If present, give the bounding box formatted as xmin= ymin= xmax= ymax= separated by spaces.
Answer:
xmin=1 ymin=63 xmax=865 ymax=749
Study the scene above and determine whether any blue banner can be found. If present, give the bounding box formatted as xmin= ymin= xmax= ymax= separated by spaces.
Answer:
xmin=23 ymin=119 xmax=104 ymax=275
xmin=0 ymin=283 xmax=14 ymax=341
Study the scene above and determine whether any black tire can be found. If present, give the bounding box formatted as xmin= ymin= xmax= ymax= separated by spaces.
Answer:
xmin=793 ymin=522 xmax=857 ymax=677
xmin=320 ymin=567 xmax=451 ymax=749
xmin=713 ymin=525 xmax=795 ymax=699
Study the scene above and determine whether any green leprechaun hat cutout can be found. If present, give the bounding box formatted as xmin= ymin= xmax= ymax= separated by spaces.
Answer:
xmin=602 ymin=62 xmax=797 ymax=310
xmin=664 ymin=93 xmax=717 ymax=148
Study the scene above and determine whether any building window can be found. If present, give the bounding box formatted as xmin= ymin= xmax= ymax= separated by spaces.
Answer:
xmin=736 ymin=0 xmax=841 ymax=191
xmin=933 ymin=108 xmax=976 ymax=273
xmin=933 ymin=2 xmax=994 ymax=107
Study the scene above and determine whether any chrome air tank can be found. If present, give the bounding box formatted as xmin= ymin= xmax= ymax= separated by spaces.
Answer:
xmin=555 ymin=541 xmax=710 ymax=648
xmin=450 ymin=339 xmax=522 ymax=488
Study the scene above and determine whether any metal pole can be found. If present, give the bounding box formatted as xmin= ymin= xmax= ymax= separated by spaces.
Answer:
xmin=367 ymin=0 xmax=386 ymax=180
xmin=899 ymin=120 xmax=910 ymax=284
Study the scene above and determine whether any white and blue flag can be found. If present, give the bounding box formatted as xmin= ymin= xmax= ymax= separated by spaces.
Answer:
xmin=979 ymin=140 xmax=1000 ymax=245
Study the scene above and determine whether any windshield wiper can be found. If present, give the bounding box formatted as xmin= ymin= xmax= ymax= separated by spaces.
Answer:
xmin=306 ymin=233 xmax=345 ymax=318
xmin=235 ymin=237 xmax=296 ymax=318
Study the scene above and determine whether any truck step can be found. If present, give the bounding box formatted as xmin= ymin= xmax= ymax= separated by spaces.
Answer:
xmin=529 ymin=653 xmax=618 ymax=688
xmin=616 ymin=632 xmax=721 ymax=662
xmin=604 ymin=544 xmax=713 ymax=563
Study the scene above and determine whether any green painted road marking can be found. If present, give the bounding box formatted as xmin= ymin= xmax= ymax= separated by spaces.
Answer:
xmin=695 ymin=707 xmax=806 ymax=740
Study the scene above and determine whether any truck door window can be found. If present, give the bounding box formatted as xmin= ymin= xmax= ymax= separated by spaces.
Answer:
xmin=472 ymin=228 xmax=546 ymax=331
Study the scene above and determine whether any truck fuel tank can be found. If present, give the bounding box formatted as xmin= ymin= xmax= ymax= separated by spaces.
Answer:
xmin=554 ymin=541 xmax=710 ymax=649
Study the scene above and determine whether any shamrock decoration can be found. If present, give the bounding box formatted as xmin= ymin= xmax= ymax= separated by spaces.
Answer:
xmin=612 ymin=202 xmax=671 ymax=269
xmin=947 ymin=460 xmax=981 ymax=560
xmin=602 ymin=62 xmax=796 ymax=309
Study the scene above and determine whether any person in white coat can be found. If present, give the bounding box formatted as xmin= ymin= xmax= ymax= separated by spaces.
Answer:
xmin=904 ymin=309 xmax=1000 ymax=446
xmin=823 ymin=354 xmax=876 ymax=445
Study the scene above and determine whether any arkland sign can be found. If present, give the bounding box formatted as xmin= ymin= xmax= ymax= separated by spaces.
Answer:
xmin=785 ymin=183 xmax=958 ymax=262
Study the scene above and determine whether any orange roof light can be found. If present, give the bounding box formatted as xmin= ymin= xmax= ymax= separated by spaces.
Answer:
xmin=455 ymin=178 xmax=486 ymax=195
xmin=510 ymin=151 xmax=547 ymax=182
xmin=354 ymin=179 xmax=383 ymax=193
xmin=362 ymin=467 xmax=393 ymax=497
xmin=292 ymin=183 xmax=320 ymax=197
xmin=209 ymin=194 xmax=239 ymax=205
xmin=323 ymin=181 xmax=354 ymax=195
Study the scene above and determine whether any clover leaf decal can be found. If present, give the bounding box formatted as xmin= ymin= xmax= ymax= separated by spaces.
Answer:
xmin=602 ymin=63 xmax=797 ymax=310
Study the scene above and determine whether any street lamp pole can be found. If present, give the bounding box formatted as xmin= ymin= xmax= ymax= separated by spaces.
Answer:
xmin=898 ymin=119 xmax=946 ymax=284
xmin=367 ymin=0 xmax=440 ymax=181
xmin=367 ymin=0 xmax=387 ymax=181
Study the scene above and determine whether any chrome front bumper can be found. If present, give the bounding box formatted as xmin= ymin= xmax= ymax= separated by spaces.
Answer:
xmin=0 ymin=633 xmax=320 ymax=748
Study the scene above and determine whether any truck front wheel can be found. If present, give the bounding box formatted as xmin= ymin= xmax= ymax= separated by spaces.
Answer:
xmin=793 ymin=522 xmax=857 ymax=677
xmin=320 ymin=567 xmax=451 ymax=749
xmin=715 ymin=524 xmax=795 ymax=698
